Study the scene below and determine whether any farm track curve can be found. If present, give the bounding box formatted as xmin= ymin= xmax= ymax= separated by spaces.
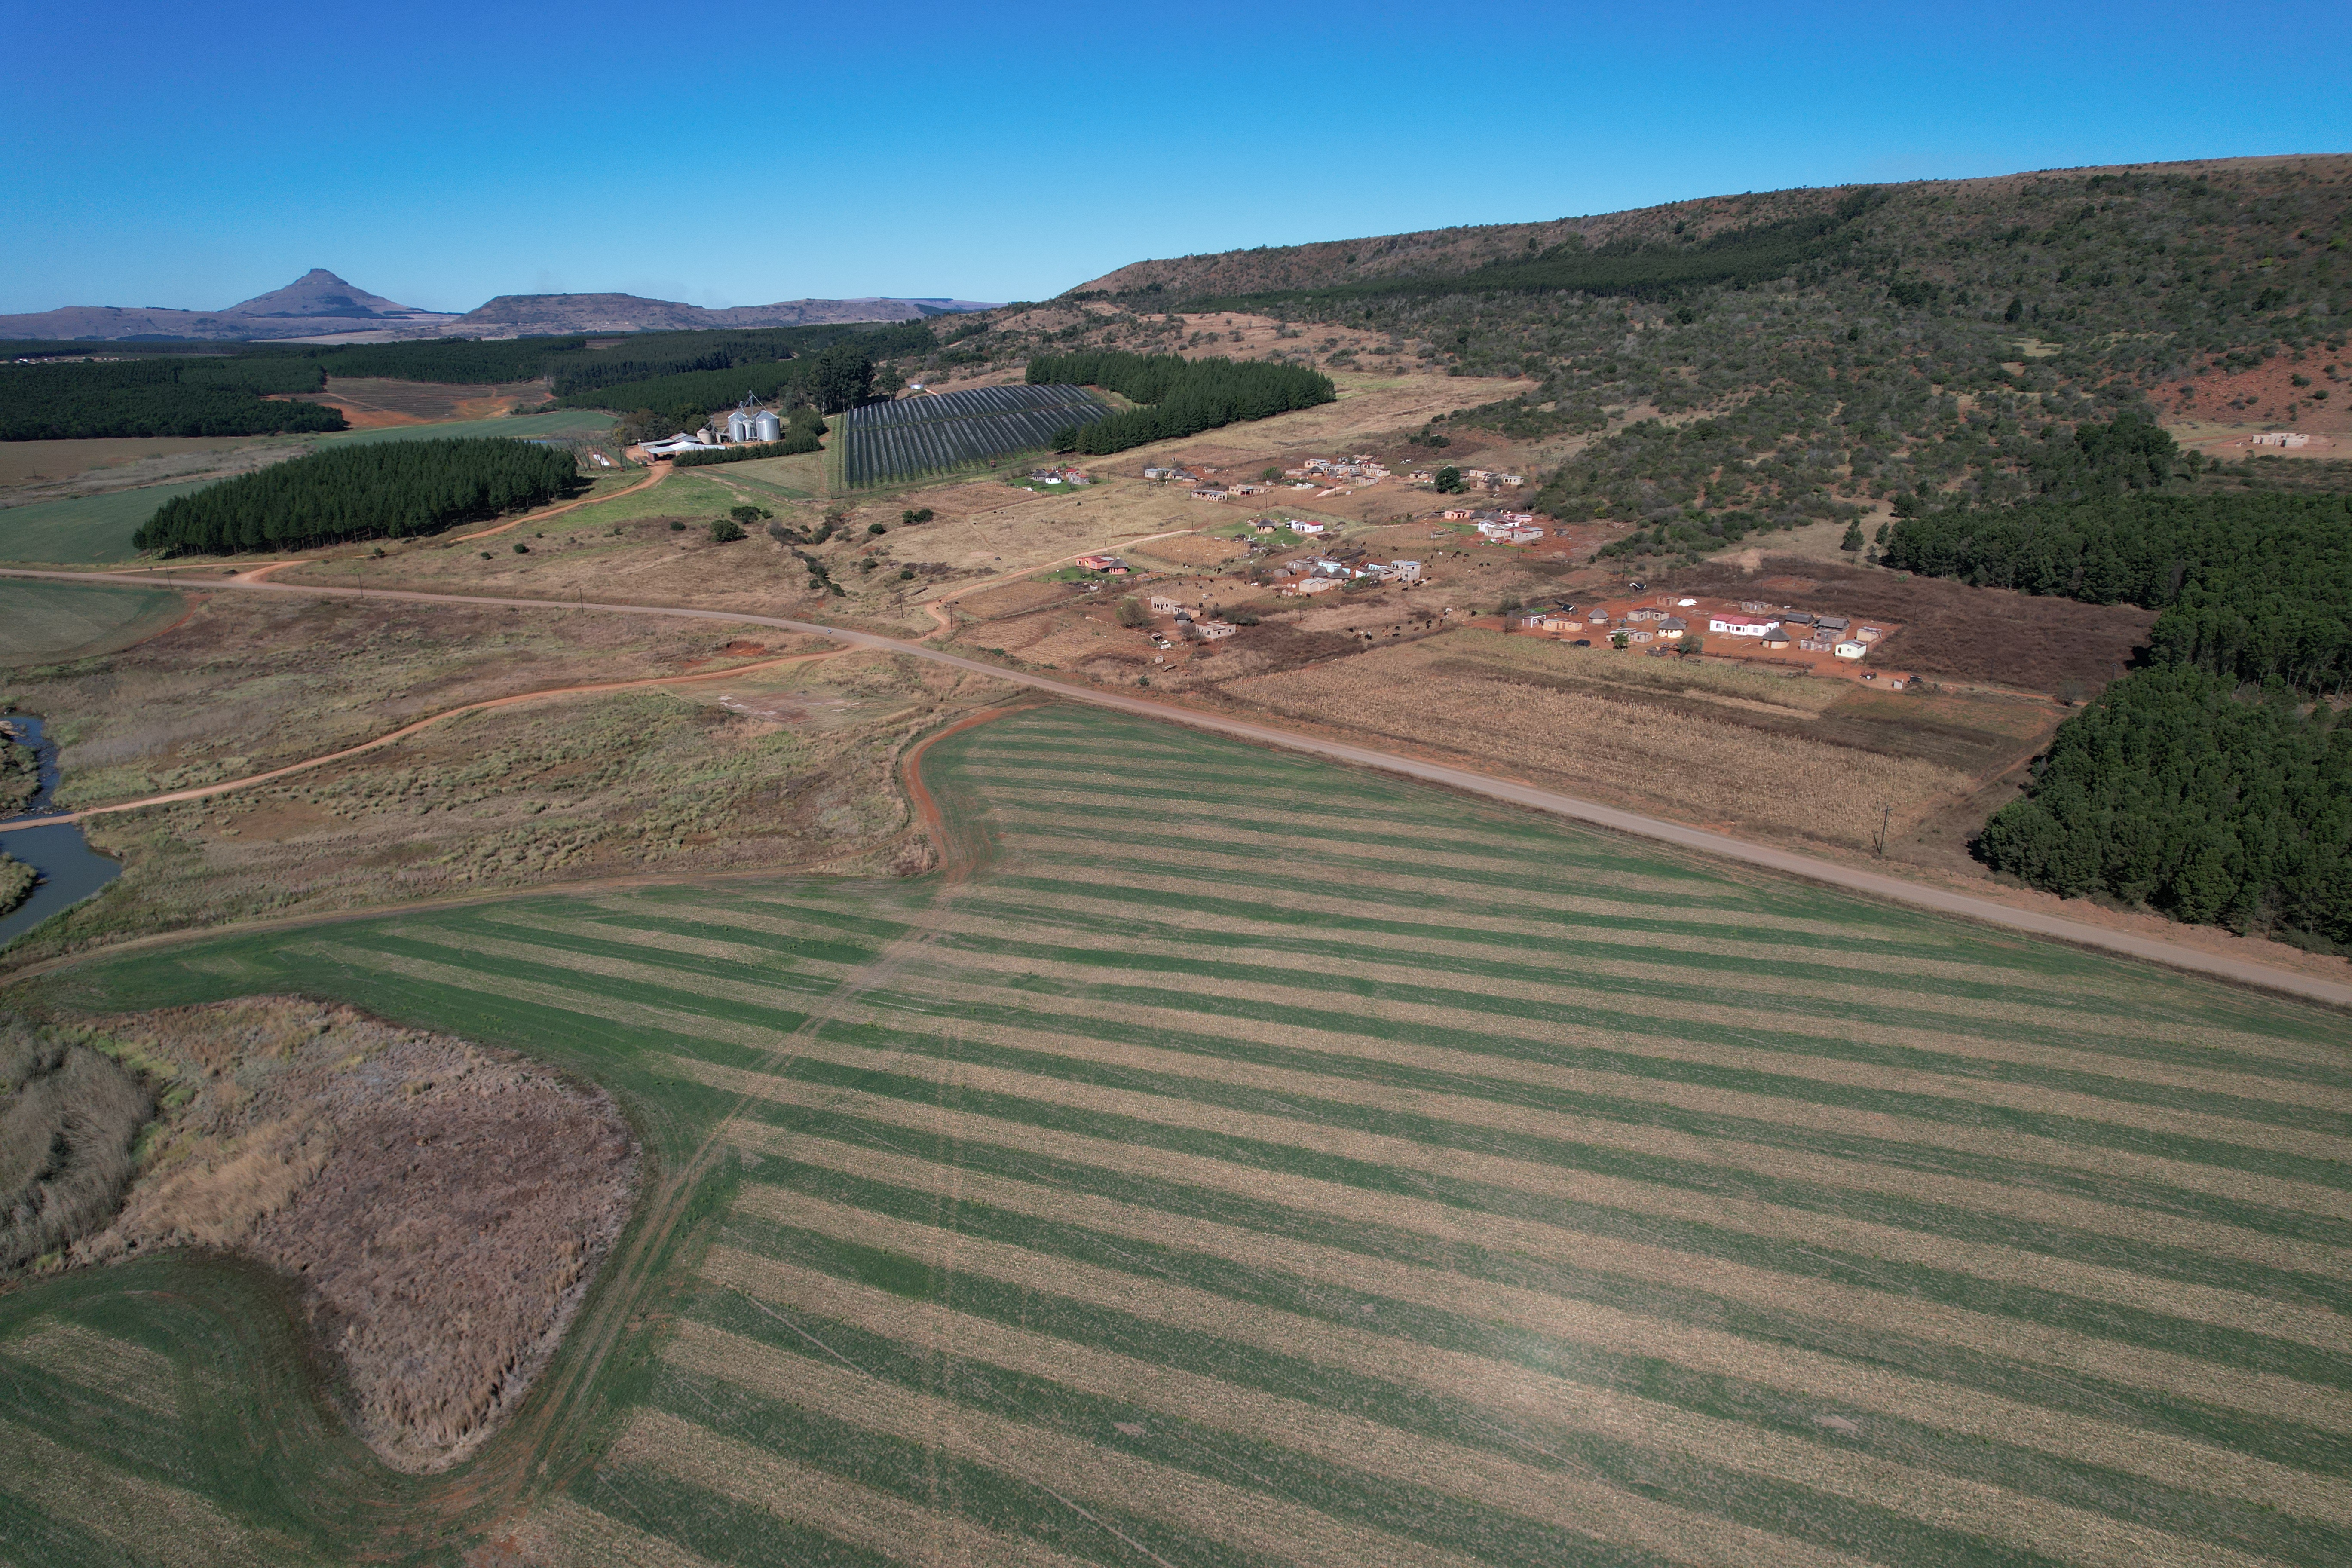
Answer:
xmin=2 ymin=563 xmax=2346 ymax=1010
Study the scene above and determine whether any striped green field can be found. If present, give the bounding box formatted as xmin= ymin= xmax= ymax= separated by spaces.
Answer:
xmin=4 ymin=705 xmax=2347 ymax=1566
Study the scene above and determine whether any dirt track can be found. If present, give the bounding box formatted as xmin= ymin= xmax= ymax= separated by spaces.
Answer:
xmin=4 ymin=564 xmax=2345 ymax=1010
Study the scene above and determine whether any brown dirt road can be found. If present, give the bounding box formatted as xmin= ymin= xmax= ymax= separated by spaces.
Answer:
xmin=4 ymin=564 xmax=2345 ymax=1010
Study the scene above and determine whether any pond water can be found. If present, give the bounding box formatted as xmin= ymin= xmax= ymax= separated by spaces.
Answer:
xmin=0 ymin=714 xmax=122 ymax=949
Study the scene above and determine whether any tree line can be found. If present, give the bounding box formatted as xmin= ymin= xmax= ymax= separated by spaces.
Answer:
xmin=1883 ymin=485 xmax=2350 ymax=693
xmin=1026 ymin=351 xmax=1335 ymax=454
xmin=134 ymin=438 xmax=580 ymax=555
xmin=0 ymin=358 xmax=347 ymax=440
xmin=1883 ymin=469 xmax=2352 ymax=947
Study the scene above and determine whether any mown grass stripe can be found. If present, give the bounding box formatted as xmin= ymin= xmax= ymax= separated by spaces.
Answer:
xmin=612 ymin=1409 xmax=1099 ymax=1568
xmin=380 ymin=927 xmax=852 ymax=1010
xmin=854 ymin=963 xmax=2352 ymax=1261
xmin=721 ymin=1108 xmax=2352 ymax=1519
xmin=985 ymin=861 xmax=2335 ymax=1058
xmin=915 ymin=937 xmax=2352 ymax=1148
xmin=918 ymin=913 xmax=2350 ymax=1115
xmin=723 ymin=1186 xmax=2289 ymax=1568
xmin=482 ymin=907 xmax=878 ymax=971
xmin=519 ymin=1495 xmax=725 ymax=1568
xmin=0 ymin=1415 xmax=290 ymax=1568
xmin=949 ymin=881 xmax=2348 ymax=1079
xmin=664 ymin=1318 xmax=1519 ymax=1568
xmin=700 ymin=1251 xmax=1882 ymax=1568
xmin=879 ymin=964 xmax=2352 ymax=1260
xmin=727 ymin=1005 xmax=2347 ymax=1348
xmin=670 ymin=1041 xmax=2352 ymax=1424
xmin=903 ymin=944 xmax=2352 ymax=1173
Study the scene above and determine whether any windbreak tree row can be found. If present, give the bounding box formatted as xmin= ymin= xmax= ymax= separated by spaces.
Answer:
xmin=134 ymin=438 xmax=581 ymax=556
xmin=0 ymin=358 xmax=348 ymax=440
xmin=1026 ymin=352 xmax=1335 ymax=454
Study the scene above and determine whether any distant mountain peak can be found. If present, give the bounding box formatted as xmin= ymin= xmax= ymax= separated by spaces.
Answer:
xmin=224 ymin=270 xmax=433 ymax=321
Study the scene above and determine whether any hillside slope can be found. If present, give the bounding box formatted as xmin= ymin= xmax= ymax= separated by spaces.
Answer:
xmin=886 ymin=154 xmax=2345 ymax=550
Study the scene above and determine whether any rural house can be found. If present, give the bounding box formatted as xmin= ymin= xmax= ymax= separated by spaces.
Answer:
xmin=1709 ymin=612 xmax=1777 ymax=637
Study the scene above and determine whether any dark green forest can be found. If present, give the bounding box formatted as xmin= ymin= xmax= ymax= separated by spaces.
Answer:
xmin=1976 ymin=669 xmax=2349 ymax=946
xmin=1881 ymin=484 xmax=2352 ymax=945
xmin=133 ymin=439 xmax=579 ymax=555
xmin=1884 ymin=489 xmax=2351 ymax=692
xmin=1176 ymin=188 xmax=1893 ymax=313
xmin=0 ymin=358 xmax=348 ymax=440
xmin=306 ymin=338 xmax=588 ymax=383
xmin=1026 ymin=352 xmax=1334 ymax=453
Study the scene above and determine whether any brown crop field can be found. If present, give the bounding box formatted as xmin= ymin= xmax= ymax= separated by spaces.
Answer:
xmin=1214 ymin=629 xmax=2030 ymax=848
xmin=2 ymin=705 xmax=2346 ymax=1565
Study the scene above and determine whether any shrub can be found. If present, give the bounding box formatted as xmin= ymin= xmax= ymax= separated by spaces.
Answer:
xmin=867 ymin=522 xmax=887 ymax=536
xmin=669 ymin=520 xmax=687 ymax=532
xmin=1115 ymin=599 xmax=1148 ymax=627
xmin=902 ymin=508 xmax=934 ymax=524
xmin=709 ymin=517 xmax=746 ymax=543
xmin=512 ymin=542 xmax=529 ymax=554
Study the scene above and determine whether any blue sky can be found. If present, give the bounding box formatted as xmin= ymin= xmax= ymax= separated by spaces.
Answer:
xmin=4 ymin=0 xmax=2345 ymax=315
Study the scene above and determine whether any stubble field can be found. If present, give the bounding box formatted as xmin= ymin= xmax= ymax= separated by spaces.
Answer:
xmin=3 ymin=704 xmax=2346 ymax=1566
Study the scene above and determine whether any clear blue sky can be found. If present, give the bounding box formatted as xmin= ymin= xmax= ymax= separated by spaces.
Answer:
xmin=4 ymin=0 xmax=2345 ymax=316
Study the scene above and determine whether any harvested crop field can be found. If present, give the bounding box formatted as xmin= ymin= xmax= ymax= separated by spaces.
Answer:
xmin=6 ymin=704 xmax=2345 ymax=1564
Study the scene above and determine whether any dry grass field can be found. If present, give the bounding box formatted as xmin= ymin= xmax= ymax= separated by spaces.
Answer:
xmin=1215 ymin=629 xmax=2056 ymax=850
xmin=0 ymin=596 xmax=1009 ymax=968
xmin=6 ymin=704 xmax=2343 ymax=1565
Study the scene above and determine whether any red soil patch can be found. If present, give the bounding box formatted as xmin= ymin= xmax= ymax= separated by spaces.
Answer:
xmin=2155 ymin=354 xmax=2349 ymax=443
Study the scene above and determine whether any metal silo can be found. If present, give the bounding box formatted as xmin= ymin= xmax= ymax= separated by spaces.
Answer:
xmin=754 ymin=410 xmax=781 ymax=441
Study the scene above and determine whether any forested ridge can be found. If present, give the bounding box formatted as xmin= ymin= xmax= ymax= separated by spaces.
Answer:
xmin=1882 ymin=484 xmax=2352 ymax=946
xmin=0 ymin=358 xmax=347 ymax=441
xmin=1026 ymin=351 xmax=1334 ymax=453
xmin=133 ymin=439 xmax=579 ymax=555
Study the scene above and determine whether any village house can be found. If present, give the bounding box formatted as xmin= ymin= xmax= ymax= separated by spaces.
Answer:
xmin=1834 ymin=640 xmax=1868 ymax=659
xmin=1709 ymin=612 xmax=1777 ymax=637
xmin=1191 ymin=620 xmax=1238 ymax=640
xmin=1760 ymin=625 xmax=1793 ymax=649
xmin=1189 ymin=485 xmax=1230 ymax=500
xmin=1387 ymin=559 xmax=1423 ymax=583
xmin=1657 ymin=616 xmax=1687 ymax=639
xmin=1148 ymin=595 xmax=1185 ymax=616
xmin=1288 ymin=519 xmax=1326 ymax=534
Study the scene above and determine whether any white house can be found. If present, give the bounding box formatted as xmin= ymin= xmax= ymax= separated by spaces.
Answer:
xmin=1288 ymin=520 xmax=1326 ymax=534
xmin=1833 ymin=640 xmax=1868 ymax=660
xmin=1709 ymin=613 xmax=1777 ymax=637
xmin=1388 ymin=559 xmax=1423 ymax=583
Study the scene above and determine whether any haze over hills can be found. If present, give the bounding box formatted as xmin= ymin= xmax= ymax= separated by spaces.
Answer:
xmin=0 ymin=269 xmax=999 ymax=343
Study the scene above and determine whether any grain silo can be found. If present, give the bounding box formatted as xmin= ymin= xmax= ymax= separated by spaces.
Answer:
xmin=754 ymin=410 xmax=781 ymax=441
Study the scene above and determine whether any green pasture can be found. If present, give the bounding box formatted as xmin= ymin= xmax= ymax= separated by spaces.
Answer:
xmin=0 ymin=580 xmax=186 ymax=668
xmin=0 ymin=481 xmax=215 ymax=564
xmin=3 ymin=707 xmax=2348 ymax=1565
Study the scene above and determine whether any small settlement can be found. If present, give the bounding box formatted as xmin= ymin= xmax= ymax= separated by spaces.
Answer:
xmin=1516 ymin=594 xmax=1906 ymax=681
